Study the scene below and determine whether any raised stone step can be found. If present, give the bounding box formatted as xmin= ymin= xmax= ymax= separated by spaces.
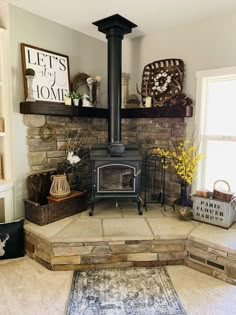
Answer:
xmin=24 ymin=208 xmax=236 ymax=285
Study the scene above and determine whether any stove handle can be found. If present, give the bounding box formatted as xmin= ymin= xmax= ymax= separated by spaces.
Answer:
xmin=134 ymin=169 xmax=141 ymax=177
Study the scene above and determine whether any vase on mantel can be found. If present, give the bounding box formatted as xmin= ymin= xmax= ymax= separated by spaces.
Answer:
xmin=26 ymin=75 xmax=36 ymax=102
xmin=174 ymin=181 xmax=193 ymax=208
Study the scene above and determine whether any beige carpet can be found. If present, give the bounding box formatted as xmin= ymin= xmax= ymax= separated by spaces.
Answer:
xmin=1 ymin=256 xmax=236 ymax=315
xmin=0 ymin=257 xmax=73 ymax=315
xmin=167 ymin=265 xmax=236 ymax=315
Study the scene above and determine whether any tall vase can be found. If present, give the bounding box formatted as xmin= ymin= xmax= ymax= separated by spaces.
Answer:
xmin=26 ymin=75 xmax=36 ymax=102
xmin=121 ymin=73 xmax=128 ymax=108
xmin=87 ymin=77 xmax=93 ymax=105
xmin=174 ymin=181 xmax=193 ymax=207
xmin=180 ymin=182 xmax=190 ymax=204
xmin=95 ymin=76 xmax=102 ymax=107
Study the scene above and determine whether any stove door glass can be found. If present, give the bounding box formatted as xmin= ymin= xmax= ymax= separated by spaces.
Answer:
xmin=98 ymin=164 xmax=135 ymax=192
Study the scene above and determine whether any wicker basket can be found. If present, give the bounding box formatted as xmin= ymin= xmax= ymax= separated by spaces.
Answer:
xmin=192 ymin=195 xmax=236 ymax=228
xmin=212 ymin=180 xmax=233 ymax=202
xmin=24 ymin=191 xmax=88 ymax=226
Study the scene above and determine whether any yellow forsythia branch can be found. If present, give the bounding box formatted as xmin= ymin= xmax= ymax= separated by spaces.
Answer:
xmin=154 ymin=140 xmax=203 ymax=185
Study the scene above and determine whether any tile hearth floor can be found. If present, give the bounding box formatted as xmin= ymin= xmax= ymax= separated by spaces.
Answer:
xmin=25 ymin=200 xmax=236 ymax=247
xmin=24 ymin=200 xmax=236 ymax=285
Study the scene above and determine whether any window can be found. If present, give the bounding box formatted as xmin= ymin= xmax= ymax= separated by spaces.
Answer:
xmin=195 ymin=67 xmax=236 ymax=194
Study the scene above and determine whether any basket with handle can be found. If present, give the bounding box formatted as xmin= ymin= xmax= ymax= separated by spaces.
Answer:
xmin=213 ymin=180 xmax=233 ymax=202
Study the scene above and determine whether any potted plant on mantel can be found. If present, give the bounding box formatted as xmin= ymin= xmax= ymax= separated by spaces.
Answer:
xmin=64 ymin=91 xmax=82 ymax=106
xmin=71 ymin=91 xmax=82 ymax=106
xmin=25 ymin=68 xmax=36 ymax=102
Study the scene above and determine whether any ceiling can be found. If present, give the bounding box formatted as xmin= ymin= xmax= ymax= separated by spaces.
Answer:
xmin=5 ymin=0 xmax=236 ymax=40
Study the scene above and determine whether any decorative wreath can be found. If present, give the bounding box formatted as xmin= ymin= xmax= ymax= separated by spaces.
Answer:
xmin=72 ymin=72 xmax=90 ymax=92
xmin=152 ymin=70 xmax=172 ymax=93
xmin=39 ymin=124 xmax=56 ymax=141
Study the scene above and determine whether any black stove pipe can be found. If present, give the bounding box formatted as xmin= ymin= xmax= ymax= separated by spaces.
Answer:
xmin=107 ymin=28 xmax=122 ymax=144
xmin=93 ymin=14 xmax=137 ymax=155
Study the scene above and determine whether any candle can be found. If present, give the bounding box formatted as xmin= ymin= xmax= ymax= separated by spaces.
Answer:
xmin=145 ymin=96 xmax=152 ymax=107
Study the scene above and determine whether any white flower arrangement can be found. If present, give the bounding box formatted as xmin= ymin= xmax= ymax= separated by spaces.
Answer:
xmin=152 ymin=70 xmax=172 ymax=93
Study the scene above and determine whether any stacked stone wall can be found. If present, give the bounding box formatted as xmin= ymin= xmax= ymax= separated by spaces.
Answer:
xmin=24 ymin=115 xmax=186 ymax=203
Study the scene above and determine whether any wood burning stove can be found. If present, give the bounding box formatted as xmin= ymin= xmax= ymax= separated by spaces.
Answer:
xmin=90 ymin=145 xmax=142 ymax=216
xmin=89 ymin=14 xmax=142 ymax=216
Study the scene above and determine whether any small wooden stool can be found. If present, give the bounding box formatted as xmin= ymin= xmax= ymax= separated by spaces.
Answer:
xmin=47 ymin=190 xmax=85 ymax=203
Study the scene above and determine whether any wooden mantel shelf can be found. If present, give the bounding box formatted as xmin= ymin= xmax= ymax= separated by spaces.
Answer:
xmin=20 ymin=101 xmax=108 ymax=118
xmin=20 ymin=101 xmax=192 ymax=118
xmin=121 ymin=106 xmax=190 ymax=118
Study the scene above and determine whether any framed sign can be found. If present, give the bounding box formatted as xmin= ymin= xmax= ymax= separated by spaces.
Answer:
xmin=21 ymin=43 xmax=70 ymax=103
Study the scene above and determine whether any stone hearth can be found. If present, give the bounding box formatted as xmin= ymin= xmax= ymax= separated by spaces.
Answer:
xmin=24 ymin=201 xmax=236 ymax=285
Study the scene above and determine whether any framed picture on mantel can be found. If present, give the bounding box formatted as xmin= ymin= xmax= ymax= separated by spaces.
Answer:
xmin=21 ymin=43 xmax=70 ymax=103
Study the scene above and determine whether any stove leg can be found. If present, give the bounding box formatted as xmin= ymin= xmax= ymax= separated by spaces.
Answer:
xmin=137 ymin=196 xmax=142 ymax=215
xmin=89 ymin=197 xmax=95 ymax=216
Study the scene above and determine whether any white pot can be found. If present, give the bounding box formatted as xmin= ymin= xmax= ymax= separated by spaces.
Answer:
xmin=73 ymin=98 xmax=79 ymax=106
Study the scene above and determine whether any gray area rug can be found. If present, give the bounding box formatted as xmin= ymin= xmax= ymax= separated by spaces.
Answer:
xmin=66 ymin=267 xmax=186 ymax=315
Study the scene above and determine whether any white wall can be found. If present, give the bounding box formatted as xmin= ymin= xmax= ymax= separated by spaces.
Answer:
xmin=9 ymin=5 xmax=107 ymax=218
xmin=123 ymin=37 xmax=142 ymax=97
xmin=0 ymin=3 xmax=9 ymax=29
xmin=133 ymin=11 xmax=236 ymax=136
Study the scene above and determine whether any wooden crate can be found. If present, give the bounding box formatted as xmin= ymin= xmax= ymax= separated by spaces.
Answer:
xmin=192 ymin=195 xmax=236 ymax=228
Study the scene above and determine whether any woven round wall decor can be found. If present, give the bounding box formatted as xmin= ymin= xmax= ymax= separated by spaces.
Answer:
xmin=39 ymin=124 xmax=56 ymax=141
xmin=141 ymin=59 xmax=185 ymax=106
